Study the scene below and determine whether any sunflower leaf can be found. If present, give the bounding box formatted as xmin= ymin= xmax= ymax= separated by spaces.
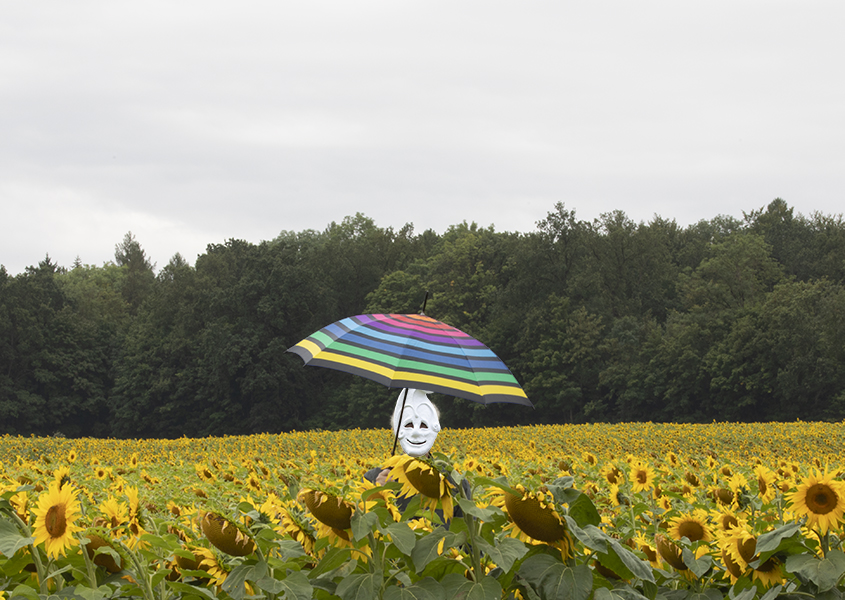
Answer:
xmin=456 ymin=498 xmax=503 ymax=522
xmin=754 ymin=522 xmax=801 ymax=555
xmin=758 ymin=585 xmax=784 ymax=600
xmin=384 ymin=521 xmax=417 ymax=555
xmin=309 ymin=546 xmax=355 ymax=578
xmin=336 ymin=572 xmax=381 ymax=600
xmin=351 ymin=510 xmax=379 ymax=542
xmin=0 ymin=518 xmax=34 ymax=556
xmin=222 ymin=561 xmax=268 ymax=600
xmin=472 ymin=476 xmax=522 ymax=498
xmin=600 ymin=539 xmax=655 ymax=583
xmin=564 ymin=516 xmax=608 ymax=553
xmin=8 ymin=583 xmax=41 ymax=600
xmin=518 ymin=554 xmax=593 ymax=600
xmin=681 ymin=548 xmax=712 ymax=578
xmin=570 ymin=492 xmax=602 ymax=528
xmin=411 ymin=528 xmax=466 ymax=573
xmin=785 ymin=550 xmax=845 ymax=592
xmin=476 ymin=536 xmax=528 ymax=573
xmin=257 ymin=570 xmax=313 ymax=600
xmin=441 ymin=572 xmax=502 ymax=600
xmin=167 ymin=581 xmax=219 ymax=600
xmin=593 ymin=587 xmax=650 ymax=600
xmin=384 ymin=576 xmax=446 ymax=600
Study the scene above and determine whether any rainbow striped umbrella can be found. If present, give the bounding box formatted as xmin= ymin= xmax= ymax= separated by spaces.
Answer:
xmin=287 ymin=313 xmax=532 ymax=406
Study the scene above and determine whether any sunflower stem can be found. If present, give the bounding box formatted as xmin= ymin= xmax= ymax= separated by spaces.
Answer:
xmin=8 ymin=510 xmax=50 ymax=595
xmin=116 ymin=538 xmax=157 ymax=600
xmin=80 ymin=537 xmax=99 ymax=589
xmin=458 ymin=484 xmax=483 ymax=582
xmin=255 ymin=546 xmax=276 ymax=600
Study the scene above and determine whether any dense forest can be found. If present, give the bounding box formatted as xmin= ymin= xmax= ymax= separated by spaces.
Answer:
xmin=2 ymin=199 xmax=845 ymax=438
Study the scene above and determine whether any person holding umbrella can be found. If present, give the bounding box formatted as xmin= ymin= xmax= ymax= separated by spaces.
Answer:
xmin=365 ymin=388 xmax=441 ymax=485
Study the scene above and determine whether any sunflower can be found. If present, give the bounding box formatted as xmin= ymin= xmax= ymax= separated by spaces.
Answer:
xmin=629 ymin=462 xmax=656 ymax=493
xmin=194 ymin=463 xmax=216 ymax=483
xmin=655 ymin=535 xmax=687 ymax=571
xmin=788 ymin=469 xmax=845 ymax=534
xmin=244 ymin=473 xmax=262 ymax=493
xmin=52 ymin=466 xmax=71 ymax=489
xmin=9 ymin=490 xmax=29 ymax=523
xmin=753 ymin=465 xmax=778 ymax=504
xmin=665 ymin=451 xmax=681 ymax=468
xmin=710 ymin=487 xmax=734 ymax=507
xmin=489 ymin=484 xmax=573 ymax=559
xmin=608 ymin=484 xmax=629 ymax=507
xmin=200 ymin=511 xmax=256 ymax=556
xmin=82 ymin=528 xmax=124 ymax=573
xmin=99 ymin=496 xmax=129 ymax=529
xmin=125 ymin=486 xmax=142 ymax=522
xmin=633 ymin=532 xmax=661 ymax=569
xmin=601 ymin=464 xmax=624 ymax=486
xmin=297 ymin=487 xmax=357 ymax=548
xmin=720 ymin=528 xmax=785 ymax=588
xmin=195 ymin=546 xmax=232 ymax=589
xmin=278 ymin=502 xmax=318 ymax=556
xmin=67 ymin=449 xmax=78 ymax=464
xmin=668 ymin=510 xmax=713 ymax=543
xmin=383 ymin=454 xmax=454 ymax=522
xmin=657 ymin=495 xmax=673 ymax=512
xmin=711 ymin=508 xmax=743 ymax=535
xmin=684 ymin=471 xmax=701 ymax=487
xmin=31 ymin=480 xmax=84 ymax=559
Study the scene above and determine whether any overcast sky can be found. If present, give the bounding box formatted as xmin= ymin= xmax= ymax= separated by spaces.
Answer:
xmin=2 ymin=2 xmax=843 ymax=275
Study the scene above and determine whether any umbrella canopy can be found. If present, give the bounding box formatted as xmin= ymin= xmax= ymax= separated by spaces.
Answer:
xmin=287 ymin=313 xmax=532 ymax=407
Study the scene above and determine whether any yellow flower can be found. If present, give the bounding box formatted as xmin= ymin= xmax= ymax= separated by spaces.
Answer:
xmin=32 ymin=481 xmax=84 ymax=559
xmin=99 ymin=496 xmax=129 ymax=529
xmin=788 ymin=469 xmax=845 ymax=534
xmin=753 ymin=465 xmax=778 ymax=504
xmin=668 ymin=510 xmax=713 ymax=543
xmin=195 ymin=463 xmax=216 ymax=483
xmin=200 ymin=511 xmax=256 ymax=556
xmin=384 ymin=454 xmax=454 ymax=522
xmin=720 ymin=528 xmax=785 ymax=588
xmin=489 ymin=484 xmax=572 ymax=559
xmin=601 ymin=463 xmax=624 ymax=485
xmin=629 ymin=462 xmax=656 ymax=493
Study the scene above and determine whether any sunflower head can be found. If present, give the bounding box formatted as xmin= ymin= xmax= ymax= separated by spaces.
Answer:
xmin=655 ymin=535 xmax=687 ymax=571
xmin=629 ymin=462 xmax=656 ymax=493
xmin=720 ymin=528 xmax=785 ymax=588
xmin=788 ymin=469 xmax=845 ymax=534
xmin=384 ymin=454 xmax=454 ymax=522
xmin=490 ymin=484 xmax=572 ymax=558
xmin=31 ymin=480 xmax=84 ymax=559
xmin=82 ymin=528 xmax=124 ymax=573
xmin=668 ymin=510 xmax=713 ymax=543
xmin=200 ymin=511 xmax=256 ymax=556
xmin=297 ymin=489 xmax=353 ymax=531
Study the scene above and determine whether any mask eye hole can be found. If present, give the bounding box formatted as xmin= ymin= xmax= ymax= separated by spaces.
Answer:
xmin=420 ymin=422 xmax=428 ymax=429
xmin=404 ymin=422 xmax=414 ymax=428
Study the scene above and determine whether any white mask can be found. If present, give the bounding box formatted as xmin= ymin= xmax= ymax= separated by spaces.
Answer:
xmin=393 ymin=389 xmax=440 ymax=457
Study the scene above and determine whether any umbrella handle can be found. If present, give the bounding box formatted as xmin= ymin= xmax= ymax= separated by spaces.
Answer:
xmin=391 ymin=388 xmax=410 ymax=455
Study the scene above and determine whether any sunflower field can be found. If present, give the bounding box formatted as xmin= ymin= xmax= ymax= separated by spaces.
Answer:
xmin=2 ymin=421 xmax=845 ymax=600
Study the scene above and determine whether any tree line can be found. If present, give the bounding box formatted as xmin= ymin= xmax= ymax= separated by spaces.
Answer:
xmin=2 ymin=198 xmax=845 ymax=438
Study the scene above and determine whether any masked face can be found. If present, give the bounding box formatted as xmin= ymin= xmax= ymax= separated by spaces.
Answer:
xmin=393 ymin=389 xmax=440 ymax=457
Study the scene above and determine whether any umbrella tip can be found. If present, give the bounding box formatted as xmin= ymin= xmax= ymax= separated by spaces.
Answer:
xmin=420 ymin=291 xmax=430 ymax=315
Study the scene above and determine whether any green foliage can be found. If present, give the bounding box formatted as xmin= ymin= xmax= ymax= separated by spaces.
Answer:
xmin=3 ymin=199 xmax=845 ymax=436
